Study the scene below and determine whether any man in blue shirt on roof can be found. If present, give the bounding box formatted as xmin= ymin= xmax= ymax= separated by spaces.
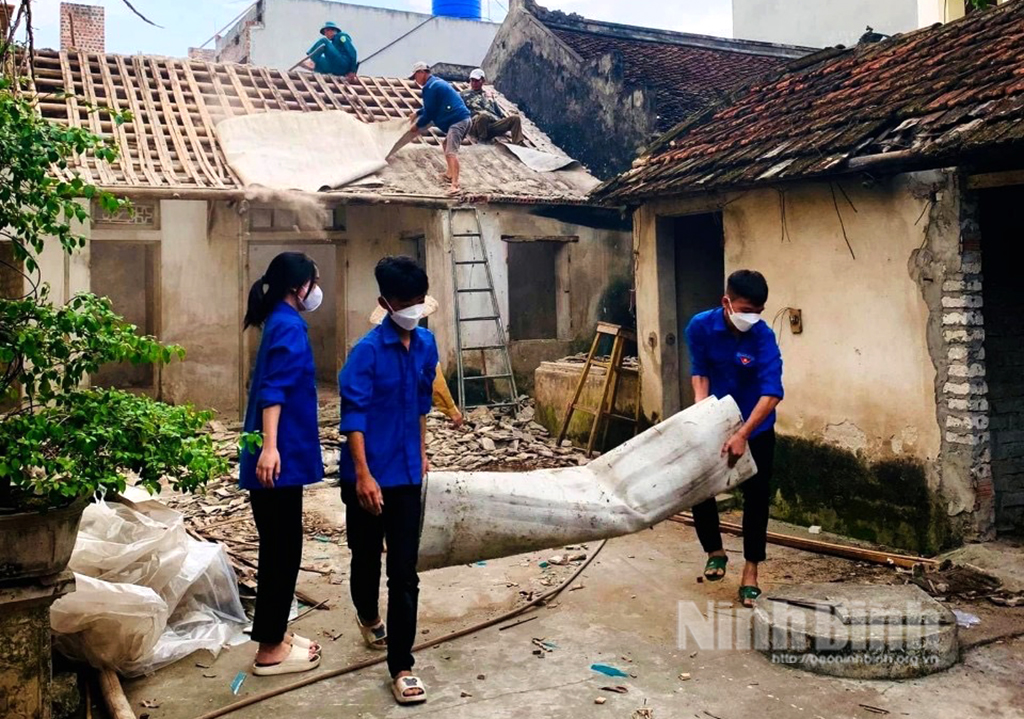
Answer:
xmin=684 ymin=270 xmax=783 ymax=609
xmin=404 ymin=61 xmax=471 ymax=195
xmin=338 ymin=255 xmax=438 ymax=705
xmin=303 ymin=21 xmax=358 ymax=80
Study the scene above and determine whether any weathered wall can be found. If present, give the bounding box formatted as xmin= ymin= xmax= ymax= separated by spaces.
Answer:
xmin=224 ymin=0 xmax=499 ymax=78
xmin=533 ymin=360 xmax=638 ymax=447
xmin=732 ymin=0 xmax=918 ymax=47
xmin=343 ymin=204 xmax=439 ymax=352
xmin=484 ymin=5 xmax=657 ymax=179
xmin=456 ymin=206 xmax=631 ymax=389
xmin=160 ymin=201 xmax=241 ymax=417
xmin=633 ymin=173 xmax=989 ymax=552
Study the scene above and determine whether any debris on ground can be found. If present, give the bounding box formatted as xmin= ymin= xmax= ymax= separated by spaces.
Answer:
xmin=591 ymin=664 xmax=630 ymax=678
xmin=908 ymin=559 xmax=1005 ymax=601
xmin=594 ymin=697 xmax=607 ymax=705
xmin=952 ymin=609 xmax=982 ymax=628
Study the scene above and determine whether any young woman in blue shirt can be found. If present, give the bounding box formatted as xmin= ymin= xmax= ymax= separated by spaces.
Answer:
xmin=240 ymin=252 xmax=325 ymax=676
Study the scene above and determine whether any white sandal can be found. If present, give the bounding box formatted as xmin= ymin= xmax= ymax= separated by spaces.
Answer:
xmin=392 ymin=675 xmax=427 ymax=705
xmin=252 ymin=643 xmax=321 ymax=676
xmin=290 ymin=633 xmax=321 ymax=652
xmin=357 ymin=617 xmax=387 ymax=650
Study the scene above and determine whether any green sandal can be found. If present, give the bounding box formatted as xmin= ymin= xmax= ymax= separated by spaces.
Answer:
xmin=738 ymin=585 xmax=762 ymax=608
xmin=703 ymin=555 xmax=728 ymax=582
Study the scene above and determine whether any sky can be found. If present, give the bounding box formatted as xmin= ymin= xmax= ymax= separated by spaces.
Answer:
xmin=31 ymin=0 xmax=734 ymax=57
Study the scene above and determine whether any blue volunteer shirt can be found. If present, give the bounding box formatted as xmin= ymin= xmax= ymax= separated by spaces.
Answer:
xmin=338 ymin=319 xmax=439 ymax=487
xmin=416 ymin=75 xmax=471 ymax=133
xmin=239 ymin=303 xmax=324 ymax=490
xmin=684 ymin=308 xmax=784 ymax=437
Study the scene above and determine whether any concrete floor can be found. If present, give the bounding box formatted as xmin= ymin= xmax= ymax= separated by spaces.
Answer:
xmin=122 ymin=485 xmax=1024 ymax=719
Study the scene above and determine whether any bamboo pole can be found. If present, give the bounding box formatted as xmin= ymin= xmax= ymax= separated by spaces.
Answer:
xmin=98 ymin=669 xmax=135 ymax=719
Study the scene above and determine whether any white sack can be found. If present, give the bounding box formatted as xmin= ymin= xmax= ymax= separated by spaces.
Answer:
xmin=51 ymin=500 xmax=247 ymax=677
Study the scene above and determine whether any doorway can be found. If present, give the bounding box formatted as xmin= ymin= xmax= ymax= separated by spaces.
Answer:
xmin=89 ymin=242 xmax=160 ymax=392
xmin=979 ymin=185 xmax=1024 ymax=535
xmin=673 ymin=213 xmax=725 ymax=408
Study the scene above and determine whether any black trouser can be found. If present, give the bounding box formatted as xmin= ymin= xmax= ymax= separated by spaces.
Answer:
xmin=249 ymin=485 xmax=304 ymax=644
xmin=341 ymin=483 xmax=422 ymax=678
xmin=692 ymin=430 xmax=775 ymax=564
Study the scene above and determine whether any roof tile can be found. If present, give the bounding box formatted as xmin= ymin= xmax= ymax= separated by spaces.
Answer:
xmin=595 ymin=1 xmax=1024 ymax=202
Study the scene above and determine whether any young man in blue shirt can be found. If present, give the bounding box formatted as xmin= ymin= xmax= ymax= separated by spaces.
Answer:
xmin=684 ymin=270 xmax=784 ymax=608
xmin=405 ymin=61 xmax=472 ymax=195
xmin=338 ymin=256 xmax=438 ymax=705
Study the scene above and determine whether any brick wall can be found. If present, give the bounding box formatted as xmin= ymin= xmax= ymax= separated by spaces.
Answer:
xmin=188 ymin=48 xmax=216 ymax=62
xmin=979 ymin=186 xmax=1024 ymax=533
xmin=60 ymin=3 xmax=105 ymax=54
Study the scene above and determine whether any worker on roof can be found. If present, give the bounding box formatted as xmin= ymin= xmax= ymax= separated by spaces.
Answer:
xmin=460 ymin=68 xmax=524 ymax=145
xmin=304 ymin=21 xmax=358 ymax=80
xmin=404 ymin=61 xmax=472 ymax=195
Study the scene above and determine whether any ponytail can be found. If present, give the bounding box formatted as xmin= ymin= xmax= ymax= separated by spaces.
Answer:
xmin=244 ymin=252 xmax=318 ymax=329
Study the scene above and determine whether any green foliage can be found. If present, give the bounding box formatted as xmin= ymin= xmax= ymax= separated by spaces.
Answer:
xmin=0 ymin=69 xmax=225 ymax=510
xmin=0 ymin=76 xmax=129 ymax=274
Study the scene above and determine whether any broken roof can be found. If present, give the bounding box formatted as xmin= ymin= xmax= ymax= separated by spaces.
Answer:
xmin=595 ymin=1 xmax=1024 ymax=203
xmin=527 ymin=0 xmax=809 ymax=132
xmin=30 ymin=49 xmax=597 ymax=204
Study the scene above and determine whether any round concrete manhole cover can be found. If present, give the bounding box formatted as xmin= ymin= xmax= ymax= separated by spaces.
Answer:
xmin=753 ymin=583 xmax=959 ymax=678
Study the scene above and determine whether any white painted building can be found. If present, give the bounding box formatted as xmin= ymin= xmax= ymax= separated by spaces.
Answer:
xmin=215 ymin=0 xmax=500 ymax=78
xmin=732 ymin=0 xmax=978 ymax=48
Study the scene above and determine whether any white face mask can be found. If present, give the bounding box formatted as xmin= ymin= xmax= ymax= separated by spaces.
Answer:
xmin=299 ymin=284 xmax=323 ymax=313
xmin=385 ymin=299 xmax=426 ymax=331
xmin=727 ymin=298 xmax=761 ymax=333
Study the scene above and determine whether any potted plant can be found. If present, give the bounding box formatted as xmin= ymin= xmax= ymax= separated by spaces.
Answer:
xmin=0 ymin=46 xmax=226 ymax=582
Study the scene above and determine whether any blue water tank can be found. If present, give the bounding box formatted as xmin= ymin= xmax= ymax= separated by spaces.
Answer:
xmin=432 ymin=0 xmax=481 ymax=20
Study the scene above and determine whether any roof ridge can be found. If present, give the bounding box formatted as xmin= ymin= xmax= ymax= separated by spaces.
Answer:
xmin=532 ymin=11 xmax=811 ymax=58
xmin=592 ymin=0 xmax=1024 ymax=202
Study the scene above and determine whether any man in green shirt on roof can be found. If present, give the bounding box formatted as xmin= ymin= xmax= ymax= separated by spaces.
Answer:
xmin=303 ymin=21 xmax=358 ymax=80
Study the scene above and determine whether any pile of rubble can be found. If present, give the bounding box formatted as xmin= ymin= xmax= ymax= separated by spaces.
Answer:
xmin=427 ymin=403 xmax=588 ymax=472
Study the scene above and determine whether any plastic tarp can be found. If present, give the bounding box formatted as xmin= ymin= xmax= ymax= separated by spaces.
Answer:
xmin=215 ymin=111 xmax=411 ymax=192
xmin=501 ymin=142 xmax=578 ymax=172
xmin=50 ymin=499 xmax=247 ymax=677
xmin=418 ymin=395 xmax=757 ymax=570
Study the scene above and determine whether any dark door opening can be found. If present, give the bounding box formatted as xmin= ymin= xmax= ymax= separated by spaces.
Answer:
xmin=674 ymin=213 xmax=725 ymax=408
xmin=508 ymin=241 xmax=558 ymax=341
xmin=90 ymin=242 xmax=160 ymax=391
xmin=979 ymin=185 xmax=1024 ymax=535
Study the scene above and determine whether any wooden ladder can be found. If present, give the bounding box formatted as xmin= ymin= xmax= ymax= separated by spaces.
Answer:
xmin=556 ymin=322 xmax=641 ymax=456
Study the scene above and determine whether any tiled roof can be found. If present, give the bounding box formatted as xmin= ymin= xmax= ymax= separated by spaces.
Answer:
xmin=533 ymin=8 xmax=808 ymax=132
xmin=29 ymin=49 xmax=593 ymax=203
xmin=595 ymin=1 xmax=1024 ymax=203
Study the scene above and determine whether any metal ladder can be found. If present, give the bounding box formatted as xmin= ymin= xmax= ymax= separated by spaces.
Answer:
xmin=448 ymin=207 xmax=519 ymax=410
